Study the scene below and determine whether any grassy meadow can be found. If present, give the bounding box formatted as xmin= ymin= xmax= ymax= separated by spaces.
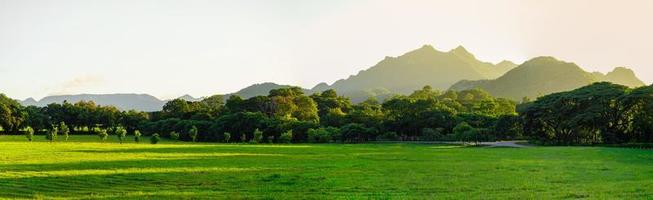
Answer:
xmin=1 ymin=135 xmax=652 ymax=199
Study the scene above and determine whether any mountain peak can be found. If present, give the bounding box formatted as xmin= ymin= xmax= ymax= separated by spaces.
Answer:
xmin=21 ymin=97 xmax=38 ymax=106
xmin=608 ymin=67 xmax=635 ymax=76
xmin=497 ymin=60 xmax=516 ymax=66
xmin=604 ymin=67 xmax=645 ymax=87
xmin=311 ymin=82 xmax=330 ymax=92
xmin=450 ymin=45 xmax=475 ymax=59
xmin=177 ymin=94 xmax=202 ymax=102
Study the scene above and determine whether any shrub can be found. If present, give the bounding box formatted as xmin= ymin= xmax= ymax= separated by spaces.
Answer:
xmin=134 ymin=130 xmax=142 ymax=143
xmin=98 ymin=129 xmax=108 ymax=142
xmin=279 ymin=130 xmax=292 ymax=144
xmin=340 ymin=123 xmax=374 ymax=143
xmin=46 ymin=127 xmax=58 ymax=142
xmin=223 ymin=132 xmax=231 ymax=143
xmin=170 ymin=131 xmax=180 ymax=142
xmin=324 ymin=127 xmax=341 ymax=142
xmin=252 ymin=128 xmax=263 ymax=143
xmin=59 ymin=122 xmax=70 ymax=141
xmin=189 ymin=126 xmax=198 ymax=142
xmin=307 ymin=128 xmax=333 ymax=143
xmin=116 ymin=127 xmax=127 ymax=144
xmin=25 ymin=127 xmax=34 ymax=142
xmin=453 ymin=122 xmax=478 ymax=144
xmin=150 ymin=133 xmax=160 ymax=144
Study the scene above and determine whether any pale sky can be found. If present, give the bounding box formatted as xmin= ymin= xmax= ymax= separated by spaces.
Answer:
xmin=1 ymin=0 xmax=652 ymax=100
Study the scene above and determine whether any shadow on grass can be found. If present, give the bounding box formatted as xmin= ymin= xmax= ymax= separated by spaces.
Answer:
xmin=0 ymin=167 xmax=306 ymax=200
xmin=66 ymin=144 xmax=313 ymax=155
xmin=0 ymin=155 xmax=302 ymax=173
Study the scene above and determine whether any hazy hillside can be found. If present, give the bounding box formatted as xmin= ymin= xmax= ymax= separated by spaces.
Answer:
xmin=226 ymin=82 xmax=311 ymax=99
xmin=21 ymin=94 xmax=166 ymax=112
xmin=310 ymin=45 xmax=516 ymax=102
xmin=449 ymin=57 xmax=646 ymax=100
xmin=175 ymin=94 xmax=203 ymax=102
xmin=594 ymin=67 xmax=646 ymax=87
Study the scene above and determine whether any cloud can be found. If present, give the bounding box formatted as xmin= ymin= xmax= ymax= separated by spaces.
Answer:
xmin=50 ymin=75 xmax=105 ymax=95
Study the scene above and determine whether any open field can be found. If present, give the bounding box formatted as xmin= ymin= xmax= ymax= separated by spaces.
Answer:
xmin=1 ymin=135 xmax=652 ymax=199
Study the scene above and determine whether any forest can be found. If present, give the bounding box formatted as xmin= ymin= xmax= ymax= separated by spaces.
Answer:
xmin=1 ymin=82 xmax=652 ymax=145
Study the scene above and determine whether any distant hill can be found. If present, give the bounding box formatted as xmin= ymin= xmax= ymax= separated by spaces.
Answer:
xmin=175 ymin=94 xmax=203 ymax=102
xmin=310 ymin=45 xmax=516 ymax=101
xmin=593 ymin=67 xmax=646 ymax=87
xmin=449 ymin=57 xmax=646 ymax=101
xmin=21 ymin=94 xmax=166 ymax=112
xmin=226 ymin=82 xmax=311 ymax=99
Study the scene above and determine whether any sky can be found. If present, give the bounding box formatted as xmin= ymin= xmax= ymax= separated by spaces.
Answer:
xmin=1 ymin=0 xmax=652 ymax=100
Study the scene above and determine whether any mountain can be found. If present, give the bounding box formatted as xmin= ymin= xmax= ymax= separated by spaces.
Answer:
xmin=21 ymin=94 xmax=166 ymax=112
xmin=595 ymin=67 xmax=646 ymax=87
xmin=311 ymin=45 xmax=517 ymax=101
xmin=449 ymin=57 xmax=646 ymax=101
xmin=21 ymin=97 xmax=38 ymax=106
xmin=227 ymin=82 xmax=311 ymax=99
xmin=176 ymin=94 xmax=203 ymax=102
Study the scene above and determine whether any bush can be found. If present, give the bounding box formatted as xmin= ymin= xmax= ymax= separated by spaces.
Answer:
xmin=170 ymin=131 xmax=180 ymax=141
xmin=150 ymin=133 xmax=160 ymax=144
xmin=279 ymin=130 xmax=292 ymax=144
xmin=223 ymin=132 xmax=231 ymax=143
xmin=340 ymin=123 xmax=374 ymax=143
xmin=98 ymin=129 xmax=108 ymax=142
xmin=134 ymin=130 xmax=142 ymax=143
xmin=46 ymin=127 xmax=58 ymax=142
xmin=25 ymin=127 xmax=34 ymax=142
xmin=307 ymin=128 xmax=335 ymax=143
xmin=453 ymin=122 xmax=478 ymax=144
xmin=116 ymin=127 xmax=127 ymax=144
xmin=251 ymin=128 xmax=263 ymax=143
xmin=189 ymin=126 xmax=198 ymax=142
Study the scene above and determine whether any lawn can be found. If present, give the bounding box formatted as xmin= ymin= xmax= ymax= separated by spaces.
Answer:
xmin=0 ymin=135 xmax=652 ymax=199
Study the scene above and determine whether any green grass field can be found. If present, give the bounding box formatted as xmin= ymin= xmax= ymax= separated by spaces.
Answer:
xmin=1 ymin=135 xmax=652 ymax=199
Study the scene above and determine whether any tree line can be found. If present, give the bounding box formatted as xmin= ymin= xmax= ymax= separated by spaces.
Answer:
xmin=521 ymin=82 xmax=653 ymax=145
xmin=1 ymin=82 xmax=651 ymax=145
xmin=0 ymin=86 xmax=519 ymax=144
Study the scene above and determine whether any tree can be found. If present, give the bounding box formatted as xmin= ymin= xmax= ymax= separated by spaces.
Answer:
xmin=521 ymin=82 xmax=632 ymax=145
xmin=97 ymin=129 xmax=108 ymax=142
xmin=150 ymin=133 xmax=160 ymax=144
xmin=24 ymin=106 xmax=49 ymax=132
xmin=116 ymin=127 xmax=127 ymax=144
xmin=340 ymin=123 xmax=375 ymax=143
xmin=120 ymin=110 xmax=148 ymax=133
xmin=252 ymin=128 xmax=263 ymax=143
xmin=307 ymin=127 xmax=340 ymax=143
xmin=453 ymin=122 xmax=477 ymax=144
xmin=59 ymin=122 xmax=70 ymax=141
xmin=46 ymin=127 xmax=58 ymax=142
xmin=189 ymin=126 xmax=198 ymax=142
xmin=25 ymin=127 xmax=34 ymax=141
xmin=223 ymin=132 xmax=231 ymax=143
xmin=134 ymin=130 xmax=142 ymax=143
xmin=0 ymin=94 xmax=26 ymax=133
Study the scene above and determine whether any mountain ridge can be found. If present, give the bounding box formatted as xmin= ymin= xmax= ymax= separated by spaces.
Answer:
xmin=449 ymin=56 xmax=646 ymax=100
xmin=16 ymin=44 xmax=646 ymax=110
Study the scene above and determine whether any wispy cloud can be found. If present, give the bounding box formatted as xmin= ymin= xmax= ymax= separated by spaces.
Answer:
xmin=50 ymin=75 xmax=105 ymax=95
